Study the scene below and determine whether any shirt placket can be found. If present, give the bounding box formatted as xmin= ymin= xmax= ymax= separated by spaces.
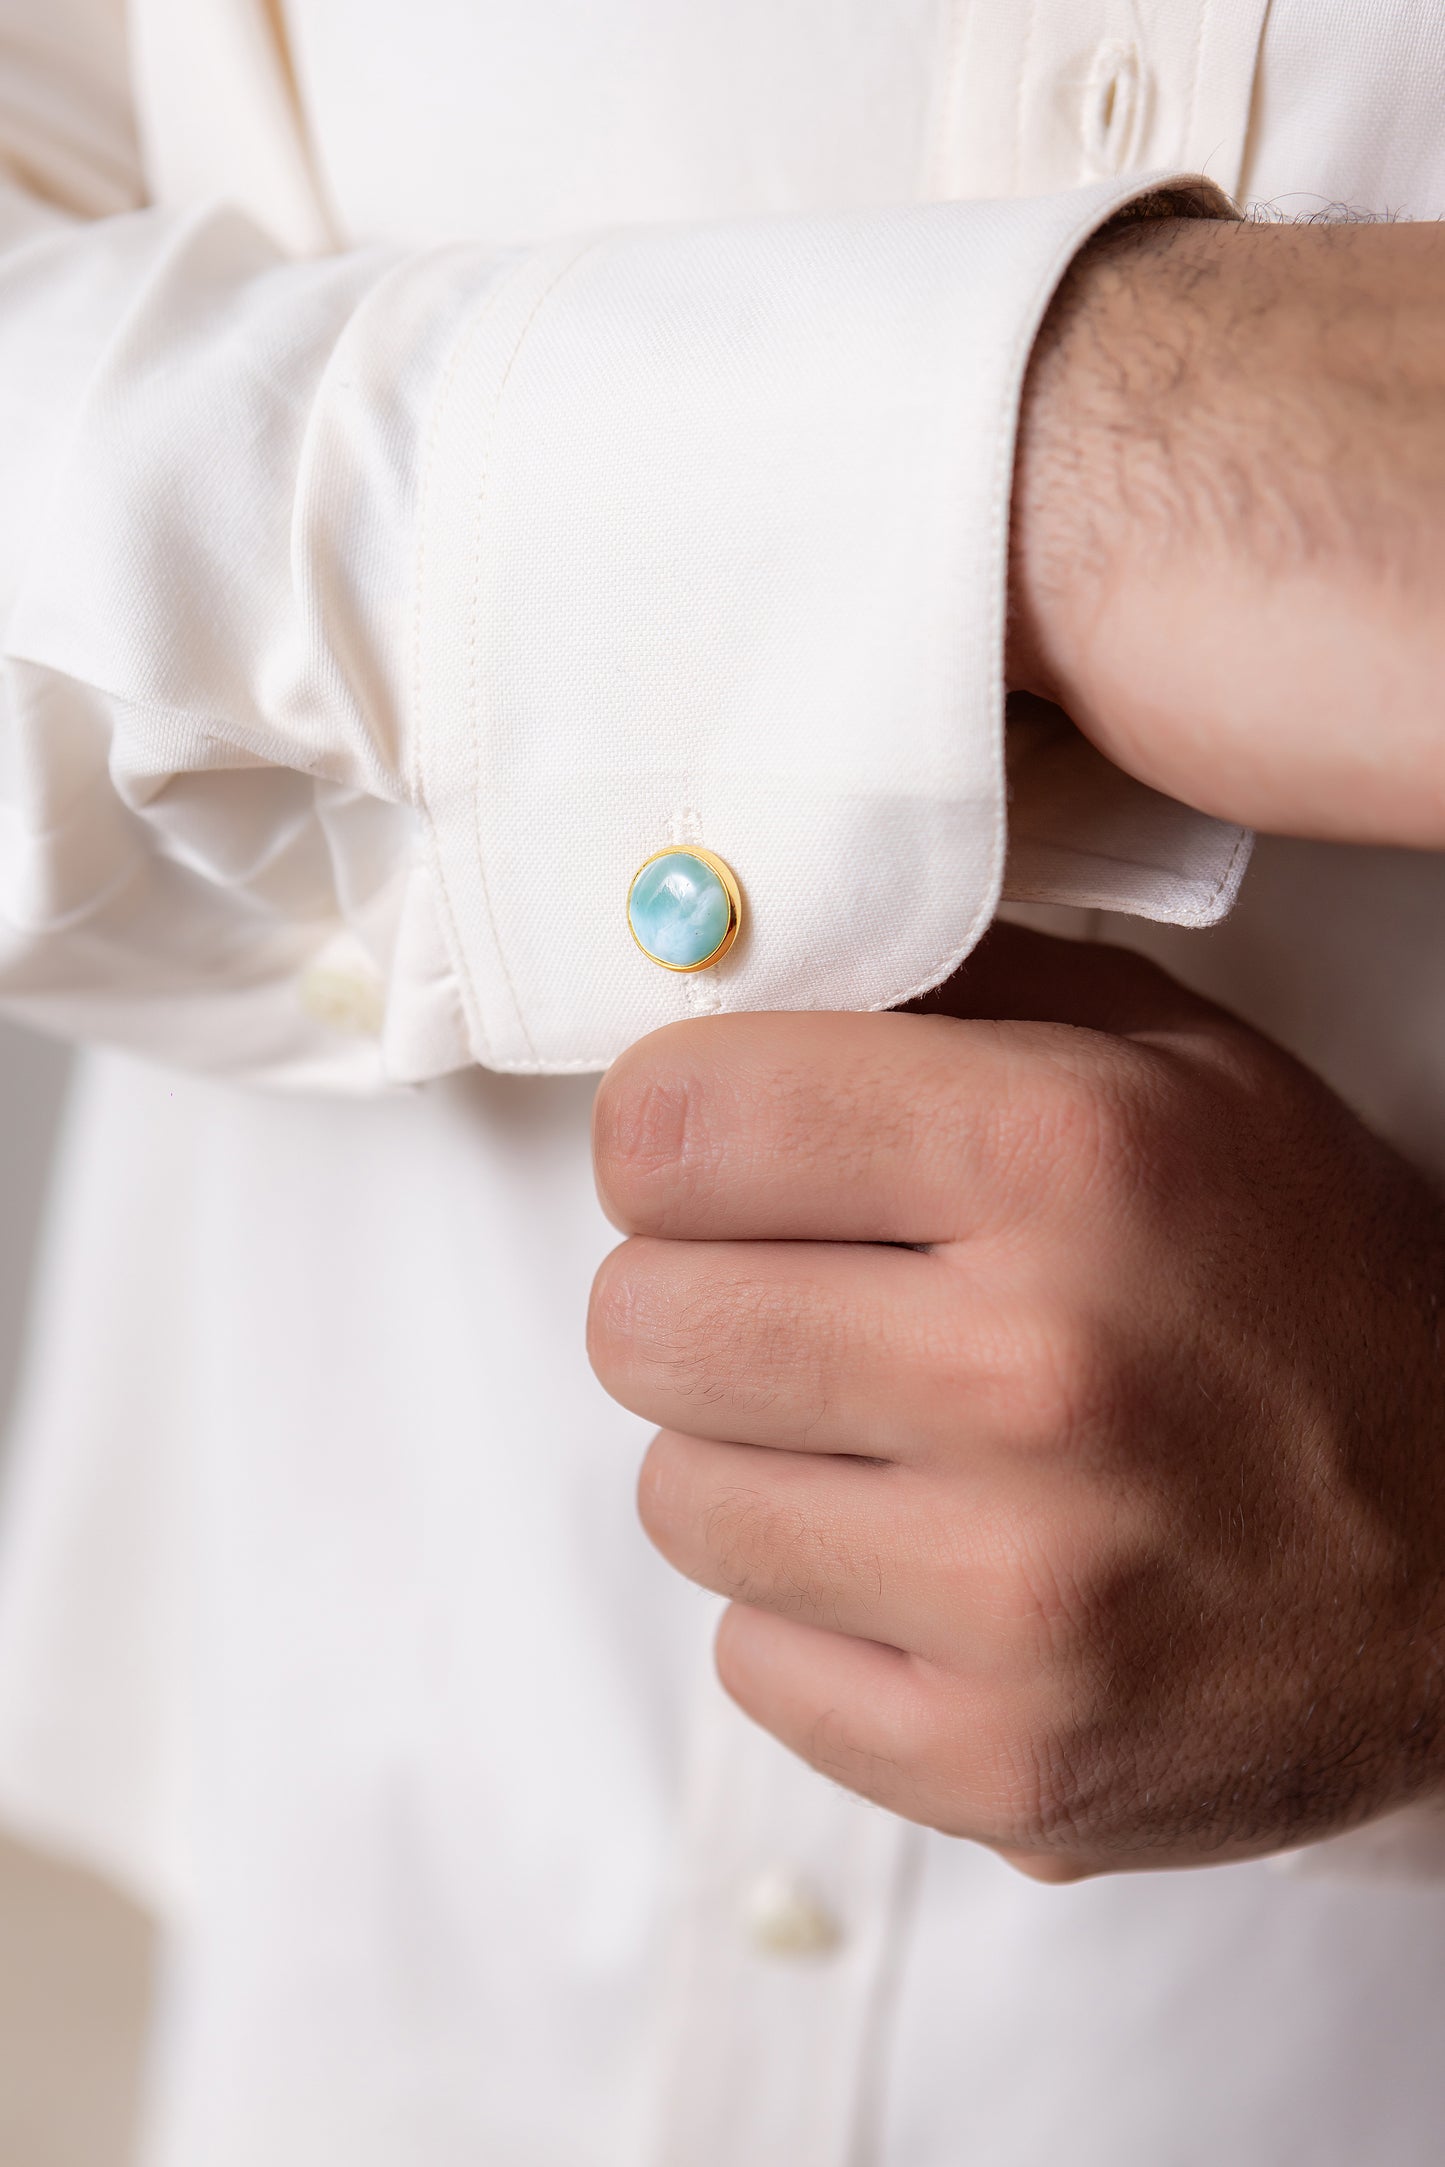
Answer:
xmin=926 ymin=0 xmax=1271 ymax=203
xmin=646 ymin=1667 xmax=920 ymax=2167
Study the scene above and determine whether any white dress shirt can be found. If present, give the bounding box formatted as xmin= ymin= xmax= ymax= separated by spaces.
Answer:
xmin=2 ymin=3 xmax=1445 ymax=2161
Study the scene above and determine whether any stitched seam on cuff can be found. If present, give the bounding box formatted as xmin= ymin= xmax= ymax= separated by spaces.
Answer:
xmin=462 ymin=239 xmax=610 ymax=1069
xmin=409 ymin=264 xmax=526 ymax=1067
xmin=410 ymin=240 xmax=602 ymax=1069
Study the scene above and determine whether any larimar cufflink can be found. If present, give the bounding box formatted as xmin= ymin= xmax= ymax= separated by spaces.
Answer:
xmin=627 ymin=848 xmax=742 ymax=972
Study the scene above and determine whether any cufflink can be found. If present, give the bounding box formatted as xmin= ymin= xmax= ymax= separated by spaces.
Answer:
xmin=627 ymin=847 xmax=742 ymax=972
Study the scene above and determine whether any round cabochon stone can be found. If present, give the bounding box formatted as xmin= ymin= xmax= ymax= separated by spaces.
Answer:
xmin=628 ymin=850 xmax=736 ymax=970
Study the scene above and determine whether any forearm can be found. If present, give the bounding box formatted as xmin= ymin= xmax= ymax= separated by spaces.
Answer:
xmin=1009 ymin=216 xmax=1445 ymax=848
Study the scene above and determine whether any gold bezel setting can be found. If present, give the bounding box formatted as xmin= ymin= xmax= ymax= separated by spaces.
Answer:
xmin=627 ymin=846 xmax=743 ymax=973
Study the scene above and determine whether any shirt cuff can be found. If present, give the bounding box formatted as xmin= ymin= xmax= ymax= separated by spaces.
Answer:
xmin=394 ymin=171 xmax=1236 ymax=1077
xmin=1002 ymin=695 xmax=1252 ymax=927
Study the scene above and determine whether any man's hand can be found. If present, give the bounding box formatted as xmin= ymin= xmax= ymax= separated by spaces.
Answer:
xmin=1009 ymin=214 xmax=1445 ymax=847
xmin=588 ymin=927 xmax=1445 ymax=1879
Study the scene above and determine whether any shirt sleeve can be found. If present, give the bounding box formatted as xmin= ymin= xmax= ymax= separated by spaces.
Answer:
xmin=0 ymin=2 xmax=1243 ymax=1090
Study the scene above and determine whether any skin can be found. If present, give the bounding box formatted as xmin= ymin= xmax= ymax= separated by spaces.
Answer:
xmin=1009 ymin=213 xmax=1445 ymax=847
xmin=588 ymin=219 xmax=1445 ymax=1877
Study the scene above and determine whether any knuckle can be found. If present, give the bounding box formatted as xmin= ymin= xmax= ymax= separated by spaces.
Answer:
xmin=1019 ymin=1041 xmax=1174 ymax=1213
xmin=965 ymin=1535 xmax=1168 ymax=1856
xmin=1043 ymin=1063 xmax=1132 ymax=1188
xmin=918 ymin=1670 xmax=1110 ymax=1857
xmin=889 ymin=1678 xmax=1033 ymax=1840
xmin=635 ymin=1442 xmax=785 ymax=1593
xmin=801 ymin=1699 xmax=923 ymax=1807
xmin=978 ymin=1517 xmax=1085 ymax=1644
xmin=591 ymin=1037 xmax=722 ymax=1234
xmin=704 ymin=1485 xmax=796 ymax=1603
xmin=585 ymin=1242 xmax=649 ymax=1391
xmin=590 ymin=1244 xmax=829 ymax=1426
xmin=990 ymin=1722 xmax=1102 ymax=1855
xmin=671 ymin=1269 xmax=831 ymax=1426
xmin=1004 ymin=1851 xmax=1096 ymax=1885
xmin=636 ymin=1438 xmax=771 ymax=1588
xmin=588 ymin=1241 xmax=717 ymax=1406
xmin=635 ymin=1432 xmax=687 ymax=1553
xmin=966 ymin=1509 xmax=1110 ymax=1695
xmin=991 ymin=1303 xmax=1121 ymax=1455
xmin=896 ymin=1684 xmax=971 ymax=1803
xmin=706 ymin=1475 xmax=881 ymax=1626
xmin=1036 ymin=1309 xmax=1118 ymax=1442
xmin=855 ymin=1676 xmax=1018 ymax=1846
xmin=715 ymin=1275 xmax=829 ymax=1421
xmin=704 ymin=1487 xmax=843 ymax=1617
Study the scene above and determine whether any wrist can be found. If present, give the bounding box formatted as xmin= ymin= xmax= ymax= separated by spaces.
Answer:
xmin=1007 ymin=215 xmax=1445 ymax=846
xmin=1007 ymin=213 xmax=1229 ymax=712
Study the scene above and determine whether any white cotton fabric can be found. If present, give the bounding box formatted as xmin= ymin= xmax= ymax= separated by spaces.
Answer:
xmin=1 ymin=3 xmax=1445 ymax=2163
xmin=0 ymin=1 xmax=1248 ymax=1091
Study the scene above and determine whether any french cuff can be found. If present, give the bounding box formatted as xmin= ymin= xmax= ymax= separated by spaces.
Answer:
xmin=406 ymin=171 xmax=1236 ymax=1077
xmin=1002 ymin=695 xmax=1252 ymax=926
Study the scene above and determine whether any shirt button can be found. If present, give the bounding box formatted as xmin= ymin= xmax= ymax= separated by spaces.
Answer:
xmin=298 ymin=938 xmax=385 ymax=1037
xmin=739 ymin=1870 xmax=843 ymax=1959
xmin=1081 ymin=40 xmax=1142 ymax=176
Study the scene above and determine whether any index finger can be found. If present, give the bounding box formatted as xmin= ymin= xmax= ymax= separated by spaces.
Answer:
xmin=592 ymin=1003 xmax=1072 ymax=1245
xmin=593 ymin=923 xmax=1212 ymax=1245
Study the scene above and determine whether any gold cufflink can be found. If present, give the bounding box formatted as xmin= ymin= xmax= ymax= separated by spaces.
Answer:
xmin=627 ymin=847 xmax=742 ymax=972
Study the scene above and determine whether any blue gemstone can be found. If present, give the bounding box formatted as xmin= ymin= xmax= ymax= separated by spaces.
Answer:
xmin=629 ymin=851 xmax=733 ymax=969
